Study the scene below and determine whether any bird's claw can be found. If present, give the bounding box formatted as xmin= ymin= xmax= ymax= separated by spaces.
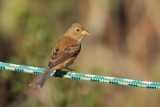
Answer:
xmin=68 ymin=71 xmax=75 ymax=75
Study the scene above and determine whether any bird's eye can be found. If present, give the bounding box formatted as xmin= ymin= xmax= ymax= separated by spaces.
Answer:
xmin=76 ymin=29 xmax=80 ymax=32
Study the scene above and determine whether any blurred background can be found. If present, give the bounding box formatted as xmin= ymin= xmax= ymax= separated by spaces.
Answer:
xmin=0 ymin=0 xmax=160 ymax=107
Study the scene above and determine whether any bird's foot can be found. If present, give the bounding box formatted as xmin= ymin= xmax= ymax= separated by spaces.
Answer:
xmin=68 ymin=71 xmax=75 ymax=75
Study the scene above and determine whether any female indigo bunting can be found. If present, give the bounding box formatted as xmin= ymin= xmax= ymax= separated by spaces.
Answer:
xmin=29 ymin=23 xmax=89 ymax=88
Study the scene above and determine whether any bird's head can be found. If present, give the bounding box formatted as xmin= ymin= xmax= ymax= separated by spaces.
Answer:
xmin=64 ymin=23 xmax=89 ymax=43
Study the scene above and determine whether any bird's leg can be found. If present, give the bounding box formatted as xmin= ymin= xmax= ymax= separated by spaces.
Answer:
xmin=65 ymin=67 xmax=75 ymax=76
xmin=65 ymin=67 xmax=75 ymax=72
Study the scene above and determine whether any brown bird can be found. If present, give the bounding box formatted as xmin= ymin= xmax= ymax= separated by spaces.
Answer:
xmin=29 ymin=23 xmax=89 ymax=88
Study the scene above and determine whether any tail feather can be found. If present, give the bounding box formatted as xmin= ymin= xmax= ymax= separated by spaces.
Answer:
xmin=29 ymin=69 xmax=53 ymax=88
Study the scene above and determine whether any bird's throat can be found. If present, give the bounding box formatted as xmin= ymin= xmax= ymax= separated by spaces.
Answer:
xmin=77 ymin=36 xmax=83 ymax=44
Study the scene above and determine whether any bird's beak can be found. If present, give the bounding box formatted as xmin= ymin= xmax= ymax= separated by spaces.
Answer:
xmin=81 ymin=30 xmax=89 ymax=36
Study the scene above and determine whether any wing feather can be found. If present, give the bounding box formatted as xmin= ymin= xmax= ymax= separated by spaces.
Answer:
xmin=48 ymin=45 xmax=80 ymax=67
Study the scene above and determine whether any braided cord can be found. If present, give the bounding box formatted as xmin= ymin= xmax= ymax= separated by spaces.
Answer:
xmin=0 ymin=62 xmax=160 ymax=90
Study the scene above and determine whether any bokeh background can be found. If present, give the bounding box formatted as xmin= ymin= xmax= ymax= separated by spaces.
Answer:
xmin=0 ymin=0 xmax=160 ymax=107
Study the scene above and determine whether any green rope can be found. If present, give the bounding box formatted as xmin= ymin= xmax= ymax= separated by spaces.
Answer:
xmin=0 ymin=62 xmax=160 ymax=90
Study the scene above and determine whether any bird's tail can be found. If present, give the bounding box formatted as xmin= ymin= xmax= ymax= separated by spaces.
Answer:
xmin=29 ymin=68 xmax=53 ymax=88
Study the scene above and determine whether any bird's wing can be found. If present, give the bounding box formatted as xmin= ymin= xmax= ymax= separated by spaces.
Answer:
xmin=48 ymin=45 xmax=80 ymax=68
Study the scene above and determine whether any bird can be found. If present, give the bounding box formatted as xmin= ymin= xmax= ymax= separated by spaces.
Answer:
xmin=29 ymin=23 xmax=89 ymax=88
